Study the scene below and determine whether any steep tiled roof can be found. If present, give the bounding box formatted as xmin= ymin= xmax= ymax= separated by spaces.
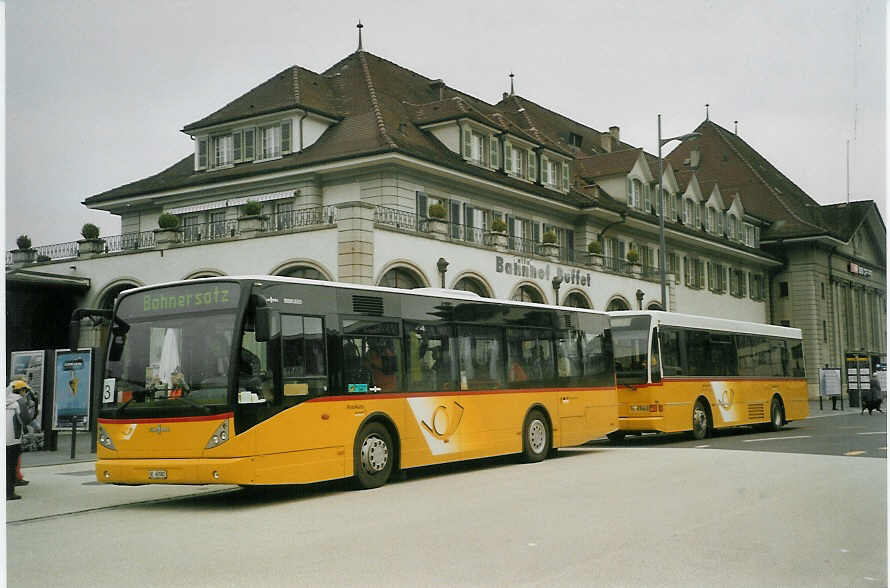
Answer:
xmin=666 ymin=120 xmax=827 ymax=239
xmin=87 ymin=51 xmax=602 ymax=208
xmin=818 ymin=201 xmax=879 ymax=242
xmin=575 ymin=148 xmax=642 ymax=180
xmin=182 ymin=66 xmax=340 ymax=132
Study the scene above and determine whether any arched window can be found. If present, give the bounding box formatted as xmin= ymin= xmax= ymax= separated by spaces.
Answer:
xmin=563 ymin=292 xmax=591 ymax=308
xmin=512 ymin=285 xmax=544 ymax=304
xmin=647 ymin=302 xmax=663 ymax=311
xmin=454 ymin=276 xmax=489 ymax=297
xmin=606 ymin=297 xmax=630 ymax=311
xmin=277 ymin=266 xmax=326 ymax=281
xmin=379 ymin=267 xmax=423 ymax=289
xmin=99 ymin=283 xmax=139 ymax=310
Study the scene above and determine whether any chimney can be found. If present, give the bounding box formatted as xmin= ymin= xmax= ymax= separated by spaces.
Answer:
xmin=690 ymin=148 xmax=701 ymax=168
xmin=609 ymin=126 xmax=620 ymax=142
xmin=430 ymin=79 xmax=445 ymax=101
xmin=600 ymin=133 xmax=612 ymax=153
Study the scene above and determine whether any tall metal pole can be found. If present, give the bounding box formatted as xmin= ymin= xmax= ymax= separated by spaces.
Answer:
xmin=657 ymin=114 xmax=667 ymax=311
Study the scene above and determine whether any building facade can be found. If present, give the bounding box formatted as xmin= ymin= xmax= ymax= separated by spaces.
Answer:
xmin=6 ymin=48 xmax=885 ymax=399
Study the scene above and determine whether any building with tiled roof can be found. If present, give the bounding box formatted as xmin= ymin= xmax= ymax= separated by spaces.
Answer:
xmin=7 ymin=46 xmax=884 ymax=400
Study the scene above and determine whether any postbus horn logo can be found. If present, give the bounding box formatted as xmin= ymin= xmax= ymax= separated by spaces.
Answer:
xmin=421 ymin=401 xmax=465 ymax=443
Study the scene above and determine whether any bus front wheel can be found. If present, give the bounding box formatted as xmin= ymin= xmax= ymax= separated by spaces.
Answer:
xmin=354 ymin=422 xmax=394 ymax=490
xmin=522 ymin=409 xmax=550 ymax=463
xmin=767 ymin=397 xmax=785 ymax=432
xmin=692 ymin=399 xmax=711 ymax=440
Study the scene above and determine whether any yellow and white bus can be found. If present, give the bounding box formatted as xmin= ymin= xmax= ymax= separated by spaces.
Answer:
xmin=607 ymin=311 xmax=808 ymax=441
xmin=92 ymin=276 xmax=617 ymax=489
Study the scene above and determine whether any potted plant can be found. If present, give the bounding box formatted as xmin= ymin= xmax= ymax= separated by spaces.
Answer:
xmin=626 ymin=247 xmax=641 ymax=274
xmin=427 ymin=203 xmax=449 ymax=237
xmin=78 ymin=223 xmax=105 ymax=256
xmin=154 ymin=212 xmax=182 ymax=247
xmin=486 ymin=218 xmax=508 ymax=248
xmin=587 ymin=240 xmax=603 ymax=267
xmin=238 ymin=200 xmax=266 ymax=236
xmin=12 ymin=234 xmax=36 ymax=264
xmin=540 ymin=230 xmax=559 ymax=258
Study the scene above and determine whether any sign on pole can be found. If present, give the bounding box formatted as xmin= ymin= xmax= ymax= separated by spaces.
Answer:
xmin=53 ymin=349 xmax=92 ymax=431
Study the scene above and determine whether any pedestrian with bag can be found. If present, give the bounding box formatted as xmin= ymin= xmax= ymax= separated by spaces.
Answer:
xmin=6 ymin=380 xmax=33 ymax=500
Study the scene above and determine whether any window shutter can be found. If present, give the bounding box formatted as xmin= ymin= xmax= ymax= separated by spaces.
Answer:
xmin=528 ymin=151 xmax=536 ymax=182
xmin=197 ymin=137 xmax=208 ymax=169
xmin=463 ymin=127 xmax=472 ymax=159
xmin=281 ymin=121 xmax=291 ymax=154
xmin=642 ymin=183 xmax=650 ymax=211
xmin=504 ymin=141 xmax=513 ymax=173
xmin=244 ymin=128 xmax=255 ymax=160
xmin=533 ymin=223 xmax=540 ymax=243
xmin=490 ymin=136 xmax=499 ymax=168
xmin=754 ymin=226 xmax=760 ymax=247
xmin=233 ymin=131 xmax=242 ymax=162
xmin=626 ymin=177 xmax=632 ymax=203
xmin=562 ymin=162 xmax=570 ymax=191
xmin=541 ymin=156 xmax=549 ymax=184
xmin=416 ymin=191 xmax=428 ymax=219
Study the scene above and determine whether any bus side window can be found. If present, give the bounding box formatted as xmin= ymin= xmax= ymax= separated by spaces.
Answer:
xmin=659 ymin=327 xmax=682 ymax=376
xmin=281 ymin=315 xmax=328 ymax=397
xmin=650 ymin=328 xmax=661 ymax=383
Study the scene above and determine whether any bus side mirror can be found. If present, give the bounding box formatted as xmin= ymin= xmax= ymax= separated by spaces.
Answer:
xmin=108 ymin=327 xmax=127 ymax=362
xmin=255 ymin=308 xmax=279 ymax=342
xmin=69 ymin=320 xmax=81 ymax=352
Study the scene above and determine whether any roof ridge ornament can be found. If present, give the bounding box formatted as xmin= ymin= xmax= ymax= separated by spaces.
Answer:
xmin=357 ymin=20 xmax=364 ymax=52
xmin=509 ymin=71 xmax=514 ymax=96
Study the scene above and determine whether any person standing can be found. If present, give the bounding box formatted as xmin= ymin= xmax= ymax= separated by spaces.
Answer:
xmin=6 ymin=381 xmax=32 ymax=500
xmin=867 ymin=375 xmax=884 ymax=415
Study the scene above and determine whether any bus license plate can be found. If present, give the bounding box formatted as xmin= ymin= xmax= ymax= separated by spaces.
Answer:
xmin=148 ymin=470 xmax=167 ymax=480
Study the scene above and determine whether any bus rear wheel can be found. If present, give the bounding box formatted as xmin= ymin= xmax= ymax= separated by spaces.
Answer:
xmin=767 ymin=397 xmax=785 ymax=432
xmin=691 ymin=399 xmax=711 ymax=440
xmin=354 ymin=422 xmax=394 ymax=490
xmin=606 ymin=432 xmax=626 ymax=444
xmin=522 ymin=409 xmax=550 ymax=463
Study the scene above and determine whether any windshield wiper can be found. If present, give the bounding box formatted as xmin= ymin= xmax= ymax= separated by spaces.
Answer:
xmin=174 ymin=394 xmax=211 ymax=414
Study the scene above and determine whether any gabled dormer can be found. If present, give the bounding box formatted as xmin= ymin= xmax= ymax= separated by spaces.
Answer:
xmin=182 ymin=66 xmax=341 ymax=172
xmin=725 ymin=195 xmax=746 ymax=242
xmin=702 ymin=182 xmax=726 ymax=235
xmin=679 ymin=174 xmax=704 ymax=228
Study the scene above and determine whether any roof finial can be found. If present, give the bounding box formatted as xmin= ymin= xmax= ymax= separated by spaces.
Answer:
xmin=509 ymin=71 xmax=515 ymax=96
xmin=356 ymin=20 xmax=364 ymax=52
xmin=705 ymin=103 xmax=710 ymax=121
xmin=734 ymin=120 xmax=738 ymax=134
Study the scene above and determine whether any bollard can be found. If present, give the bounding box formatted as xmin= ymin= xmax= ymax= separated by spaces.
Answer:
xmin=70 ymin=418 xmax=77 ymax=459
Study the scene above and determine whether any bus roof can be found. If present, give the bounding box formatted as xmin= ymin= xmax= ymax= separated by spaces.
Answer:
xmin=609 ymin=310 xmax=802 ymax=340
xmin=117 ymin=275 xmax=611 ymax=318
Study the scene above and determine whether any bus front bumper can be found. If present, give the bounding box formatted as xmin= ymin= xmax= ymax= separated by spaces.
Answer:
xmin=96 ymin=457 xmax=255 ymax=485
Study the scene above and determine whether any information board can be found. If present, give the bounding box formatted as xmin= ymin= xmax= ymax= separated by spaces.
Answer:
xmin=819 ymin=368 xmax=842 ymax=397
xmin=53 ymin=349 xmax=92 ymax=431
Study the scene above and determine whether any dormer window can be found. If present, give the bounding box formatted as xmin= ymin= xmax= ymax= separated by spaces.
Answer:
xmin=629 ymin=179 xmax=643 ymax=208
xmin=212 ymin=135 xmax=233 ymax=168
xmin=568 ymin=132 xmax=583 ymax=148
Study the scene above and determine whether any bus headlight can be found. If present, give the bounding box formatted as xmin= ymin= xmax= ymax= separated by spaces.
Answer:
xmin=205 ymin=420 xmax=230 ymax=449
xmin=98 ymin=424 xmax=117 ymax=450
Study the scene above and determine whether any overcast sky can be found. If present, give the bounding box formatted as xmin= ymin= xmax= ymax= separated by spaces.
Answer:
xmin=5 ymin=0 xmax=886 ymax=250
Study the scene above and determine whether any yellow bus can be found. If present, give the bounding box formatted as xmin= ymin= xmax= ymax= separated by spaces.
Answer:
xmin=91 ymin=277 xmax=617 ymax=489
xmin=606 ymin=311 xmax=808 ymax=442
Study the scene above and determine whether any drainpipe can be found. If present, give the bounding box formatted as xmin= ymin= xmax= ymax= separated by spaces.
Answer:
xmin=298 ymin=111 xmax=308 ymax=151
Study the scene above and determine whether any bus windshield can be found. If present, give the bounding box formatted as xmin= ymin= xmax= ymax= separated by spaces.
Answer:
xmin=102 ymin=282 xmax=242 ymax=418
xmin=610 ymin=315 xmax=651 ymax=385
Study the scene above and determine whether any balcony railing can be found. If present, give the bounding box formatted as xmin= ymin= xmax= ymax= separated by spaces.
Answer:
xmin=374 ymin=206 xmax=583 ymax=264
xmin=268 ymin=206 xmax=337 ymax=231
xmin=8 ymin=205 xmax=337 ymax=264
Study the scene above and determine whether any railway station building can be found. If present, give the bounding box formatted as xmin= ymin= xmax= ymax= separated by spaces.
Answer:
xmin=6 ymin=46 xmax=885 ymax=400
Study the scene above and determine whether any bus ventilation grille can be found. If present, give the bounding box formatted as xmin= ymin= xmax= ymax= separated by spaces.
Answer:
xmin=748 ymin=404 xmax=765 ymax=421
xmin=352 ymin=295 xmax=384 ymax=316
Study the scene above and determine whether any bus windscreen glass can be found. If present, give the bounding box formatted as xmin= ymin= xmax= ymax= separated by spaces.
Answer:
xmin=102 ymin=283 xmax=242 ymax=417
xmin=610 ymin=315 xmax=651 ymax=385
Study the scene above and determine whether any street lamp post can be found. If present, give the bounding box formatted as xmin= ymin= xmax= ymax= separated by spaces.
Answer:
xmin=657 ymin=115 xmax=700 ymax=311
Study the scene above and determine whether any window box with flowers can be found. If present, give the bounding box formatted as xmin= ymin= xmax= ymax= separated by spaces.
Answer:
xmin=539 ymin=230 xmax=559 ymax=258
xmin=626 ymin=247 xmax=641 ymax=275
xmin=427 ymin=203 xmax=449 ymax=237
xmin=586 ymin=240 xmax=603 ymax=268
xmin=486 ymin=218 xmax=509 ymax=249
xmin=154 ymin=213 xmax=182 ymax=248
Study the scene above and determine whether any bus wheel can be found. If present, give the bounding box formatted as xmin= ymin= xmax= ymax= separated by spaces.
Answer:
xmin=768 ymin=397 xmax=785 ymax=432
xmin=606 ymin=432 xmax=626 ymax=444
xmin=692 ymin=399 xmax=711 ymax=440
xmin=354 ymin=422 xmax=394 ymax=490
xmin=522 ymin=409 xmax=550 ymax=463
